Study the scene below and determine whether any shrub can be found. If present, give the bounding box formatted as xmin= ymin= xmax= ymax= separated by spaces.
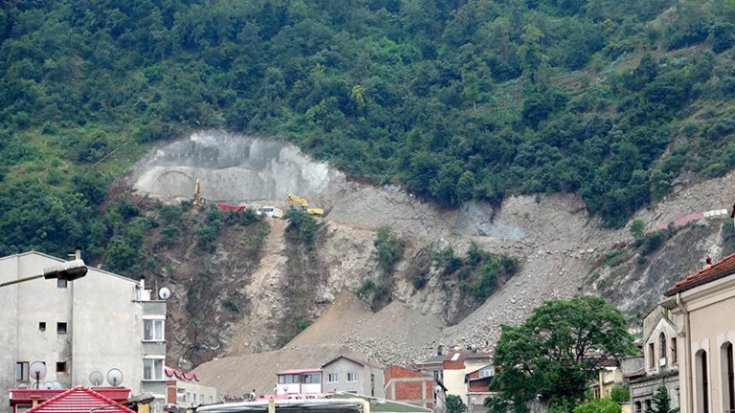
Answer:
xmin=159 ymin=204 xmax=183 ymax=223
xmin=357 ymin=279 xmax=376 ymax=298
xmin=159 ymin=224 xmax=181 ymax=246
xmin=375 ymin=225 xmax=405 ymax=276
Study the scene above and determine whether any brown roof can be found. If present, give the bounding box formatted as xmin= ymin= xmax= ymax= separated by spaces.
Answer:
xmin=665 ymin=252 xmax=735 ymax=296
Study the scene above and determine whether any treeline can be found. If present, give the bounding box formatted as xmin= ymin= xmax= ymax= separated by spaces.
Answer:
xmin=1 ymin=0 xmax=735 ymax=257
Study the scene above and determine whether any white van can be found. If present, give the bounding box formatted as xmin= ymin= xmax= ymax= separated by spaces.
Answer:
xmin=257 ymin=206 xmax=284 ymax=218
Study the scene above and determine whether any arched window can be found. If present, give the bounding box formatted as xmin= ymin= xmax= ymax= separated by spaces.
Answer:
xmin=659 ymin=332 xmax=667 ymax=367
xmin=696 ymin=350 xmax=709 ymax=413
xmin=723 ymin=342 xmax=734 ymax=413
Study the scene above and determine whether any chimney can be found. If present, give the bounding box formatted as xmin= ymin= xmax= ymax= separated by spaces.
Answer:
xmin=75 ymin=247 xmax=81 ymax=260
xmin=437 ymin=345 xmax=444 ymax=356
xmin=705 ymin=256 xmax=713 ymax=269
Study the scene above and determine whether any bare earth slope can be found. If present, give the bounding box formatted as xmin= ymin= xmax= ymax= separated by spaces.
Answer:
xmin=126 ymin=131 xmax=735 ymax=397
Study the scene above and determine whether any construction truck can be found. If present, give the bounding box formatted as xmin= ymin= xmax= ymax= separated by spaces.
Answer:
xmin=286 ymin=194 xmax=324 ymax=216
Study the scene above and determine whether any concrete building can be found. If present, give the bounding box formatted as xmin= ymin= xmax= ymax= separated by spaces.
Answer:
xmin=275 ymin=368 xmax=322 ymax=395
xmin=320 ymin=356 xmax=385 ymax=398
xmin=624 ymin=306 xmax=679 ymax=412
xmin=415 ymin=350 xmax=492 ymax=406
xmin=383 ymin=366 xmax=435 ymax=408
xmin=662 ymin=252 xmax=735 ymax=413
xmin=164 ymin=366 xmax=219 ymax=408
xmin=0 ymin=251 xmax=168 ymax=410
xmin=464 ymin=365 xmax=494 ymax=413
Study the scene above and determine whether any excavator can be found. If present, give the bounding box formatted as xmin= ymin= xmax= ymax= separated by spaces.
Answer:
xmin=286 ymin=193 xmax=324 ymax=216
xmin=192 ymin=178 xmax=206 ymax=207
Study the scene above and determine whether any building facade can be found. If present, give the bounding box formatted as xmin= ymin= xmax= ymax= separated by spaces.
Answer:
xmin=0 ymin=252 xmax=168 ymax=410
xmin=383 ymin=366 xmax=435 ymax=408
xmin=164 ymin=367 xmax=219 ymax=408
xmin=625 ymin=306 xmax=679 ymax=413
xmin=465 ymin=365 xmax=494 ymax=413
xmin=415 ymin=350 xmax=492 ymax=406
xmin=275 ymin=369 xmax=322 ymax=395
xmin=662 ymin=252 xmax=735 ymax=413
xmin=320 ymin=356 xmax=385 ymax=398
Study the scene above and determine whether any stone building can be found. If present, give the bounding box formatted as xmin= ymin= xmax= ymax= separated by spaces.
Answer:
xmin=383 ymin=366 xmax=435 ymax=408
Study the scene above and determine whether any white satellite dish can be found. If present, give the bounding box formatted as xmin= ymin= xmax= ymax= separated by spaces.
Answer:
xmin=29 ymin=361 xmax=47 ymax=388
xmin=89 ymin=371 xmax=104 ymax=386
xmin=43 ymin=381 xmax=62 ymax=390
xmin=106 ymin=368 xmax=124 ymax=387
xmin=159 ymin=287 xmax=171 ymax=300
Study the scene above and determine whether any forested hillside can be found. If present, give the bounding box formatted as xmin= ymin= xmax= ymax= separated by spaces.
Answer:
xmin=2 ymin=0 xmax=735 ymax=264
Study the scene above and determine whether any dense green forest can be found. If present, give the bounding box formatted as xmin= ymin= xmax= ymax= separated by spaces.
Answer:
xmin=2 ymin=0 xmax=735 ymax=266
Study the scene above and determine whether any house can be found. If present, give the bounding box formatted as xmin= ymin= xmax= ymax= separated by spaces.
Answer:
xmin=164 ymin=366 xmax=219 ymax=408
xmin=320 ymin=356 xmax=385 ymax=398
xmin=9 ymin=386 xmax=131 ymax=413
xmin=415 ymin=349 xmax=492 ymax=406
xmin=0 ymin=251 xmax=168 ymax=410
xmin=662 ymin=253 xmax=735 ymax=413
xmin=464 ymin=365 xmax=495 ymax=413
xmin=624 ymin=306 xmax=680 ymax=412
xmin=275 ymin=368 xmax=322 ymax=395
xmin=383 ymin=366 xmax=435 ymax=408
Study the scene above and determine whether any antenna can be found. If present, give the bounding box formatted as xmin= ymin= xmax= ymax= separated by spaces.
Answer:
xmin=158 ymin=287 xmax=171 ymax=300
xmin=29 ymin=361 xmax=47 ymax=389
xmin=89 ymin=371 xmax=104 ymax=386
xmin=106 ymin=368 xmax=124 ymax=387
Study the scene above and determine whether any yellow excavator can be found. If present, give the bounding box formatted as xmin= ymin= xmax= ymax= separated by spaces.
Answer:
xmin=193 ymin=178 xmax=206 ymax=207
xmin=287 ymin=193 xmax=324 ymax=216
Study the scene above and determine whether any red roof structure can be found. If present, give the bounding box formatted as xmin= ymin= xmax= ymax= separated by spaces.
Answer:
xmin=22 ymin=386 xmax=135 ymax=413
xmin=164 ymin=366 xmax=198 ymax=382
xmin=665 ymin=252 xmax=735 ymax=296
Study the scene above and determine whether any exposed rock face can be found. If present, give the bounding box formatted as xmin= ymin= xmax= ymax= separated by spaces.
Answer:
xmin=125 ymin=130 xmax=735 ymax=394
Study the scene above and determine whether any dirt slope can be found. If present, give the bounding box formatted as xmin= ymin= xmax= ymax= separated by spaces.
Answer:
xmin=126 ymin=131 xmax=735 ymax=396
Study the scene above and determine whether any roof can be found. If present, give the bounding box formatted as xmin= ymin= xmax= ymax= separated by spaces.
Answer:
xmin=665 ymin=252 xmax=735 ymax=296
xmin=165 ymin=366 xmax=198 ymax=382
xmin=326 ymin=393 xmax=432 ymax=413
xmin=277 ymin=368 xmax=322 ymax=375
xmin=321 ymin=355 xmax=370 ymax=369
xmin=26 ymin=386 xmax=136 ymax=413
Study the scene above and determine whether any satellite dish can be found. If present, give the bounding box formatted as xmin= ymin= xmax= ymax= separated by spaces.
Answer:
xmin=43 ymin=381 xmax=61 ymax=390
xmin=30 ymin=362 xmax=47 ymax=388
xmin=89 ymin=371 xmax=104 ymax=386
xmin=159 ymin=287 xmax=171 ymax=300
xmin=106 ymin=368 xmax=124 ymax=387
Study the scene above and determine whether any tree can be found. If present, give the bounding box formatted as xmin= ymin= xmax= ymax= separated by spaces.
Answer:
xmin=645 ymin=385 xmax=678 ymax=413
xmin=446 ymin=395 xmax=467 ymax=413
xmin=489 ymin=295 xmax=637 ymax=413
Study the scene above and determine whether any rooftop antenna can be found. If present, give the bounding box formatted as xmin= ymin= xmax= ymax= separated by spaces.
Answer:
xmin=29 ymin=361 xmax=47 ymax=389
xmin=89 ymin=371 xmax=104 ymax=387
xmin=106 ymin=368 xmax=124 ymax=387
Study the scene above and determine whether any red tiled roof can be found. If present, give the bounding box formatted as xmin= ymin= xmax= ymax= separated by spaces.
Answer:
xmin=26 ymin=386 xmax=135 ymax=413
xmin=164 ymin=366 xmax=198 ymax=382
xmin=665 ymin=252 xmax=735 ymax=296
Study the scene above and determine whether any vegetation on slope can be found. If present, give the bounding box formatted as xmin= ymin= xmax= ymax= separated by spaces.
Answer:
xmin=2 ymin=0 xmax=735 ymax=259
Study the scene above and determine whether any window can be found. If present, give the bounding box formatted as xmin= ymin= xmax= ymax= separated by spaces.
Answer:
xmin=696 ymin=350 xmax=709 ymax=413
xmin=479 ymin=368 xmax=494 ymax=378
xmin=659 ymin=332 xmax=667 ymax=367
xmin=143 ymin=358 xmax=164 ymax=380
xmin=645 ymin=400 xmax=651 ymax=411
xmin=57 ymin=278 xmax=67 ymax=288
xmin=279 ymin=374 xmax=298 ymax=384
xmin=327 ymin=373 xmax=338 ymax=383
xmin=303 ymin=373 xmax=321 ymax=383
xmin=671 ymin=338 xmax=677 ymax=364
xmin=634 ymin=401 xmax=641 ymax=413
xmin=143 ymin=319 xmax=164 ymax=341
xmin=57 ymin=322 xmax=67 ymax=334
xmin=347 ymin=372 xmax=358 ymax=382
xmin=16 ymin=362 xmax=29 ymax=382
xmin=648 ymin=342 xmax=655 ymax=368
xmin=39 ymin=322 xmax=46 ymax=331
xmin=724 ymin=343 xmax=734 ymax=413
xmin=56 ymin=362 xmax=67 ymax=373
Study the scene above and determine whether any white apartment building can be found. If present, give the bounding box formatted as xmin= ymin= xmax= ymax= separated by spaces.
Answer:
xmin=0 ymin=251 xmax=168 ymax=411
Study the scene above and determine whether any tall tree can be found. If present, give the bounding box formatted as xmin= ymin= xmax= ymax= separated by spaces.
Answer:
xmin=488 ymin=295 xmax=637 ymax=413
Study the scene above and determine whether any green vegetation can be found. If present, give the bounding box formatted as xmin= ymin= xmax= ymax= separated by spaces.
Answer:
xmin=284 ymin=208 xmax=321 ymax=248
xmin=573 ymin=398 xmax=621 ymax=413
xmin=446 ymin=395 xmax=467 ymax=413
xmin=488 ymin=295 xmax=636 ymax=413
xmin=2 ymin=0 xmax=735 ymax=259
xmin=646 ymin=385 xmax=678 ymax=413
xmin=375 ymin=225 xmax=405 ymax=276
